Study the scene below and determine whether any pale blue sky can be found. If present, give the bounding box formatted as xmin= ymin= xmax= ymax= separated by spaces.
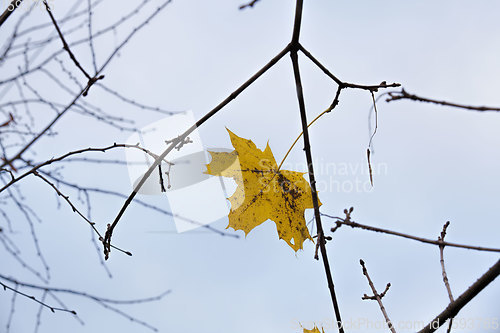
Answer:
xmin=1 ymin=1 xmax=499 ymax=332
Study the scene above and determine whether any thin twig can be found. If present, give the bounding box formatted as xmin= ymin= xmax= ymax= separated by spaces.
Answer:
xmin=343 ymin=81 xmax=400 ymax=92
xmin=298 ymin=44 xmax=401 ymax=92
xmin=386 ymin=88 xmax=500 ymax=112
xmin=86 ymin=0 xmax=98 ymax=73
xmin=30 ymin=171 xmax=132 ymax=257
xmin=0 ymin=280 xmax=77 ymax=315
xmin=239 ymin=0 xmax=260 ymax=10
xmin=34 ymin=290 xmax=47 ymax=333
xmin=439 ymin=222 xmax=455 ymax=300
xmin=438 ymin=221 xmax=455 ymax=333
xmin=323 ymin=212 xmax=500 ymax=253
xmin=0 ymin=274 xmax=171 ymax=331
xmin=32 ymin=171 xmax=94 ymax=227
xmin=37 ymin=170 xmax=239 ymax=238
xmin=0 ymin=274 xmax=171 ymax=304
xmin=359 ymin=259 xmax=396 ymax=333
xmin=297 ymin=44 xmax=342 ymax=85
xmin=158 ymin=164 xmax=167 ymax=192
xmin=7 ymin=188 xmax=51 ymax=282
xmin=0 ymin=0 xmax=24 ymax=28
xmin=96 ymin=83 xmax=178 ymax=115
xmin=43 ymin=0 xmax=105 ymax=96
xmin=0 ymin=143 xmax=163 ymax=194
xmin=43 ymin=0 xmax=92 ymax=80
xmin=6 ymin=285 xmax=17 ymax=333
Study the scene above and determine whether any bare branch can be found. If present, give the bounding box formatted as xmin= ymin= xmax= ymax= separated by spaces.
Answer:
xmin=386 ymin=88 xmax=500 ymax=112
xmin=0 ymin=0 xmax=24 ymax=28
xmin=96 ymin=83 xmax=179 ymax=115
xmin=323 ymin=211 xmax=500 ymax=253
xmin=0 ymin=279 xmax=77 ymax=315
xmin=359 ymin=259 xmax=396 ymax=333
xmin=86 ymin=0 xmax=98 ymax=73
xmin=438 ymin=221 xmax=455 ymax=333
xmin=439 ymin=222 xmax=455 ymax=303
xmin=239 ymin=0 xmax=260 ymax=10
xmin=0 ymin=274 xmax=171 ymax=331
xmin=43 ymin=0 xmax=92 ymax=80
xmin=298 ymin=44 xmax=401 ymax=91
xmin=31 ymin=171 xmax=132 ymax=257
xmin=343 ymin=81 xmax=401 ymax=92
xmin=0 ymin=143 xmax=164 ymax=194
xmin=36 ymin=170 xmax=239 ymax=238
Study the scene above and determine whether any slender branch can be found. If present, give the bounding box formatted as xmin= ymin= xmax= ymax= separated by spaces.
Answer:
xmin=386 ymin=88 xmax=500 ymax=112
xmin=30 ymin=171 xmax=132 ymax=257
xmin=324 ymin=212 xmax=500 ymax=253
xmin=0 ymin=274 xmax=171 ymax=305
xmin=6 ymin=285 xmax=16 ymax=332
xmin=158 ymin=164 xmax=167 ymax=192
xmin=43 ymin=0 xmax=105 ymax=97
xmin=104 ymin=43 xmax=291 ymax=259
xmin=342 ymin=81 xmax=400 ymax=92
xmin=439 ymin=222 xmax=455 ymax=303
xmin=34 ymin=290 xmax=48 ymax=332
xmin=438 ymin=221 xmax=455 ymax=333
xmin=298 ymin=44 xmax=343 ymax=85
xmin=96 ymin=83 xmax=178 ymax=115
xmin=239 ymin=0 xmax=260 ymax=10
xmin=299 ymin=44 xmax=401 ymax=91
xmin=32 ymin=171 xmax=95 ymax=227
xmin=0 ymin=273 xmax=171 ymax=331
xmin=42 ymin=0 xmax=105 ymax=95
xmin=417 ymin=259 xmax=500 ymax=333
xmin=359 ymin=259 xmax=396 ymax=333
xmin=0 ymin=232 xmax=49 ymax=283
xmin=43 ymin=0 xmax=92 ymax=80
xmin=36 ymin=170 xmax=239 ymax=238
xmin=0 ymin=279 xmax=77 ymax=315
xmin=86 ymin=0 xmax=98 ymax=73
xmin=0 ymin=143 xmax=162 ymax=194
xmin=0 ymin=0 xmax=24 ymax=28
xmin=290 ymin=22 xmax=344 ymax=332
xmin=0 ymin=113 xmax=14 ymax=127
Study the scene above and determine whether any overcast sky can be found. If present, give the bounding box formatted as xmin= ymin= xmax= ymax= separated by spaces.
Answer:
xmin=1 ymin=1 xmax=499 ymax=333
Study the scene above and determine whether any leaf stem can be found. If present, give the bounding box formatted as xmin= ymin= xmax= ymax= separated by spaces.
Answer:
xmin=277 ymin=92 xmax=340 ymax=172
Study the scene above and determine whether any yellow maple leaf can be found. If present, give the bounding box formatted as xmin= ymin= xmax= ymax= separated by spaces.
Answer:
xmin=302 ymin=325 xmax=325 ymax=333
xmin=206 ymin=129 xmax=320 ymax=251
